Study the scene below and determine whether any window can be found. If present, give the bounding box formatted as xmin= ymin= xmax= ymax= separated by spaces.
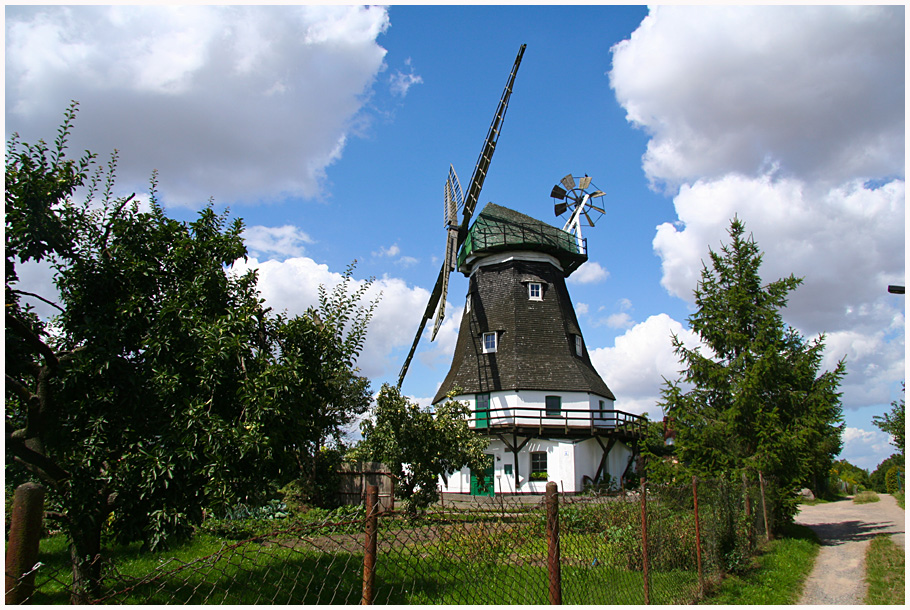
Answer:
xmin=482 ymin=332 xmax=497 ymax=353
xmin=545 ymin=395 xmax=561 ymax=417
xmin=599 ymin=400 xmax=606 ymax=417
xmin=466 ymin=293 xmax=471 ymax=313
xmin=528 ymin=282 xmax=542 ymax=301
xmin=575 ymin=334 xmax=584 ymax=357
xmin=531 ymin=451 xmax=548 ymax=477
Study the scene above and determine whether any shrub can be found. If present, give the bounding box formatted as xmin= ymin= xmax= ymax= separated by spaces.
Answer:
xmin=885 ymin=466 xmax=904 ymax=495
xmin=853 ymin=491 xmax=880 ymax=504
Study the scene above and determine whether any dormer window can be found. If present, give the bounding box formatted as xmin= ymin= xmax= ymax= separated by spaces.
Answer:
xmin=528 ymin=282 xmax=542 ymax=301
xmin=466 ymin=293 xmax=472 ymax=313
xmin=575 ymin=334 xmax=584 ymax=357
xmin=482 ymin=332 xmax=498 ymax=353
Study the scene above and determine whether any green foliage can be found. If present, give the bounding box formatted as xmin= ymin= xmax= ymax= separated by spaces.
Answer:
xmin=5 ymin=105 xmax=379 ymax=594
xmin=829 ymin=458 xmax=870 ymax=496
xmin=660 ymin=218 xmax=845 ymax=526
xmin=873 ymin=385 xmax=905 ymax=456
xmin=359 ymin=385 xmax=489 ymax=513
xmin=885 ymin=465 xmax=904 ymax=495
xmin=870 ymin=453 xmax=904 ymax=492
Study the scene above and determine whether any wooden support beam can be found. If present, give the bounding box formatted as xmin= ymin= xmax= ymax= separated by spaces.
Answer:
xmin=592 ymin=436 xmax=618 ymax=484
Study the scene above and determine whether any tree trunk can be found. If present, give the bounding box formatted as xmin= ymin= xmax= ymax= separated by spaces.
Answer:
xmin=69 ymin=516 xmax=103 ymax=604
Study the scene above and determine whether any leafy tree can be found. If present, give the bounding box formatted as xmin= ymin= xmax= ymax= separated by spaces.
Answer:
xmin=358 ymin=385 xmax=488 ymax=513
xmin=872 ymin=385 xmax=905 ymax=456
xmin=5 ymin=103 xmax=378 ymax=598
xmin=830 ymin=458 xmax=870 ymax=493
xmin=870 ymin=453 xmax=904 ymax=493
xmin=660 ymin=218 xmax=845 ymax=526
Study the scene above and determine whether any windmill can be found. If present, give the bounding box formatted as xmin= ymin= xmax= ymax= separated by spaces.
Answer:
xmin=551 ymin=174 xmax=606 ymax=251
xmin=397 ymin=43 xmax=526 ymax=388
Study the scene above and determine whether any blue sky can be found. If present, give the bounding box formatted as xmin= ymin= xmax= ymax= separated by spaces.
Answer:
xmin=6 ymin=4 xmax=905 ymax=471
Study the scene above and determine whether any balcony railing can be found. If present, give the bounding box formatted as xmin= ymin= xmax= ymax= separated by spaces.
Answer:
xmin=472 ymin=406 xmax=645 ymax=438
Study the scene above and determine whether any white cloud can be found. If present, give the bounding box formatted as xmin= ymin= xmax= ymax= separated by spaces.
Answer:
xmin=5 ymin=5 xmax=390 ymax=206
xmin=575 ymin=302 xmax=590 ymax=316
xmin=605 ymin=313 xmax=634 ymax=330
xmin=389 ymin=58 xmax=423 ymax=97
xmin=373 ymin=244 xmax=400 ymax=258
xmin=840 ymin=427 xmax=896 ymax=471
xmin=232 ymin=257 xmax=430 ymax=380
xmin=610 ymin=5 xmax=904 ymax=191
xmin=568 ymin=261 xmax=609 ymax=285
xmin=589 ymin=314 xmax=702 ymax=420
xmin=610 ymin=5 xmax=905 ymax=413
xmin=243 ymin=225 xmax=313 ymax=260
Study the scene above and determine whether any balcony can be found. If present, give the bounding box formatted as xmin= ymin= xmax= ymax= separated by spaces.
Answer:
xmin=471 ymin=406 xmax=645 ymax=441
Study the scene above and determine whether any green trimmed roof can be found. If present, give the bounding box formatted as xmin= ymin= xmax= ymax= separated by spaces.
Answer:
xmin=457 ymin=203 xmax=587 ymax=276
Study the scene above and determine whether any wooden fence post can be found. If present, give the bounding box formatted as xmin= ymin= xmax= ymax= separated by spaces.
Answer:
xmin=362 ymin=485 xmax=379 ymax=605
xmin=692 ymin=476 xmax=704 ymax=598
xmin=5 ymin=482 xmax=45 ymax=605
xmin=545 ymin=481 xmax=562 ymax=605
xmin=640 ymin=477 xmax=650 ymax=605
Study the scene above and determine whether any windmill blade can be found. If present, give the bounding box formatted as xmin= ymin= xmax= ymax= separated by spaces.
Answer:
xmin=398 ymin=265 xmax=446 ymax=388
xmin=588 ymin=190 xmax=606 ymax=198
xmin=444 ymin=180 xmax=458 ymax=227
xmin=550 ymin=185 xmax=567 ymax=199
xmin=583 ymin=209 xmax=594 ymax=227
xmin=579 ymin=175 xmax=592 ymax=190
xmin=560 ymin=174 xmax=576 ymax=191
xmin=587 ymin=203 xmax=606 ymax=214
xmin=554 ymin=201 xmax=568 ymax=216
xmin=448 ymin=165 xmax=464 ymax=212
xmin=457 ymin=43 xmax=526 ymax=246
xmin=399 ymin=44 xmax=526 ymax=389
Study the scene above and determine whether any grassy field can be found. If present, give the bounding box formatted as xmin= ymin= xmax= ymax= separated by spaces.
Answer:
xmin=28 ymin=516 xmax=706 ymax=604
xmin=699 ymin=524 xmax=820 ymax=605
xmin=864 ymin=534 xmax=905 ymax=605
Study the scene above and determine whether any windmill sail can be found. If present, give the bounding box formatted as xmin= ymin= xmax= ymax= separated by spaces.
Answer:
xmin=397 ymin=43 xmax=526 ymax=389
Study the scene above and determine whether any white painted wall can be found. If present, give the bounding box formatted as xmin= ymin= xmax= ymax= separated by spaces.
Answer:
xmin=439 ymin=435 xmax=634 ymax=495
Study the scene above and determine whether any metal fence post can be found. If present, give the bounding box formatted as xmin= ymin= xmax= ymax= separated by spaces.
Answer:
xmin=362 ymin=485 xmax=379 ymax=605
xmin=545 ymin=481 xmax=562 ymax=605
xmin=5 ymin=482 xmax=45 ymax=605
xmin=692 ymin=476 xmax=704 ymax=598
xmin=758 ymin=471 xmax=771 ymax=541
xmin=640 ymin=476 xmax=650 ymax=605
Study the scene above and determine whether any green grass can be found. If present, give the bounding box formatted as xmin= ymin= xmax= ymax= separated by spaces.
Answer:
xmin=893 ymin=492 xmax=905 ymax=509
xmin=864 ymin=535 xmax=905 ymax=605
xmin=853 ymin=490 xmax=881 ymax=504
xmin=699 ymin=524 xmax=820 ymax=605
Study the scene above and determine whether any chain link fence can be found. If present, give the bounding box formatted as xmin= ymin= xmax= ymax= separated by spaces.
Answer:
xmin=8 ymin=475 xmax=774 ymax=604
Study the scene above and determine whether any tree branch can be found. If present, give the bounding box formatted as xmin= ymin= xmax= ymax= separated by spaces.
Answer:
xmin=6 ymin=312 xmax=59 ymax=371
xmin=10 ymin=289 xmax=65 ymax=313
xmin=6 ymin=436 xmax=69 ymax=487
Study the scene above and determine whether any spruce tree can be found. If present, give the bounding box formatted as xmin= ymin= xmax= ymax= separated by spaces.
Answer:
xmin=661 ymin=218 xmax=845 ymax=525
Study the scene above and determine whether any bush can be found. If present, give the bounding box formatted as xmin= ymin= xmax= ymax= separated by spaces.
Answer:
xmin=885 ymin=466 xmax=904 ymax=495
xmin=853 ymin=491 xmax=880 ymax=504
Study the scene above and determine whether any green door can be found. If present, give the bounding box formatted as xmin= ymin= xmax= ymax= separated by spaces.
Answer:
xmin=470 ymin=454 xmax=495 ymax=497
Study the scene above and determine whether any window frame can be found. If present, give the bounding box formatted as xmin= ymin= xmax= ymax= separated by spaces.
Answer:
xmin=482 ymin=331 xmax=497 ymax=353
xmin=575 ymin=334 xmax=584 ymax=357
xmin=545 ymin=395 xmax=561 ymax=417
xmin=528 ymin=282 xmax=543 ymax=301
xmin=530 ymin=451 xmax=548 ymax=476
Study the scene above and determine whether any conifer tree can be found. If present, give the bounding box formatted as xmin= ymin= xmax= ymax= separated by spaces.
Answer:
xmin=661 ymin=218 xmax=845 ymax=525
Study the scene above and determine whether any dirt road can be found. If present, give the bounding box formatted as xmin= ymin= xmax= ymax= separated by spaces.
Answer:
xmin=795 ymin=494 xmax=905 ymax=605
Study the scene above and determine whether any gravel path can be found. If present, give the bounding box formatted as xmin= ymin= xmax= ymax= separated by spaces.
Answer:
xmin=795 ymin=494 xmax=905 ymax=605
